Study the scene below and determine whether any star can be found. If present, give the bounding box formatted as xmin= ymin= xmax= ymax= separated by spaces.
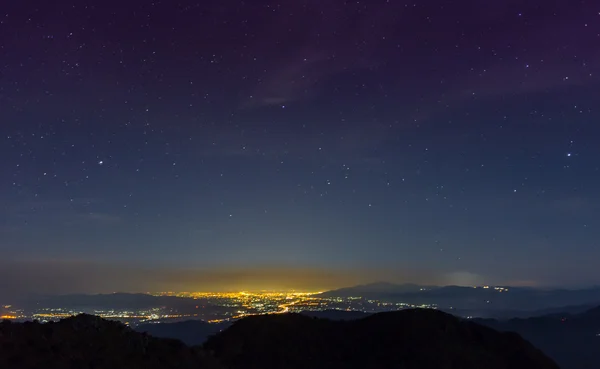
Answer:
xmin=1 ymin=0 xmax=599 ymax=293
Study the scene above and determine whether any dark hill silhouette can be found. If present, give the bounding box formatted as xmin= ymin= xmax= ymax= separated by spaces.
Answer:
xmin=476 ymin=305 xmax=600 ymax=369
xmin=136 ymin=320 xmax=230 ymax=346
xmin=299 ymin=309 xmax=371 ymax=320
xmin=0 ymin=314 xmax=222 ymax=369
xmin=578 ymin=305 xmax=600 ymax=318
xmin=135 ymin=310 xmax=370 ymax=347
xmin=0 ymin=310 xmax=563 ymax=369
xmin=205 ymin=309 xmax=559 ymax=369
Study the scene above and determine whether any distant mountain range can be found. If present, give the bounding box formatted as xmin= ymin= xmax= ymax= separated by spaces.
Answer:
xmin=318 ymin=282 xmax=434 ymax=297
xmin=0 ymin=310 xmax=558 ymax=369
xmin=17 ymin=292 xmax=234 ymax=319
xmin=320 ymin=282 xmax=600 ymax=317
xmin=22 ymin=293 xmax=212 ymax=310
xmin=21 ymin=283 xmax=600 ymax=320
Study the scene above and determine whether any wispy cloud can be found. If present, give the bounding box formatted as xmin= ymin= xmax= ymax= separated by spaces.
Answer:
xmin=553 ymin=196 xmax=596 ymax=215
xmin=444 ymin=271 xmax=485 ymax=287
xmin=0 ymin=225 xmax=22 ymax=234
xmin=66 ymin=212 xmax=122 ymax=226
xmin=241 ymin=52 xmax=331 ymax=108
xmin=238 ymin=0 xmax=396 ymax=108
xmin=1 ymin=197 xmax=122 ymax=230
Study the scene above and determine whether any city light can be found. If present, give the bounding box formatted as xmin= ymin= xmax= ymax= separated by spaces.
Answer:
xmin=0 ymin=289 xmax=442 ymax=326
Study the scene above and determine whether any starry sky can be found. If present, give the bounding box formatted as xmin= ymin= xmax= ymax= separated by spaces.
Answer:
xmin=1 ymin=0 xmax=599 ymax=296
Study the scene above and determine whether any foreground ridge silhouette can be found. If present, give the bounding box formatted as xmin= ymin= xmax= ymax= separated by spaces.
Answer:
xmin=477 ymin=305 xmax=600 ymax=369
xmin=0 ymin=314 xmax=222 ymax=369
xmin=1 ymin=310 xmax=559 ymax=369
xmin=205 ymin=309 xmax=559 ymax=369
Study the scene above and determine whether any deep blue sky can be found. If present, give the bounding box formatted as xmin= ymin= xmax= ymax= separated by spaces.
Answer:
xmin=1 ymin=0 xmax=599 ymax=295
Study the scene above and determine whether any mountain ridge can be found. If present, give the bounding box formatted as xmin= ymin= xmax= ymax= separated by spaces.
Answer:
xmin=475 ymin=305 xmax=600 ymax=369
xmin=319 ymin=283 xmax=600 ymax=315
xmin=0 ymin=310 xmax=561 ymax=369
xmin=0 ymin=314 xmax=222 ymax=369
xmin=205 ymin=308 xmax=559 ymax=369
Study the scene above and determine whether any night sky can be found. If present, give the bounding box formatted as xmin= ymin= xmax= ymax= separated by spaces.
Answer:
xmin=1 ymin=0 xmax=599 ymax=295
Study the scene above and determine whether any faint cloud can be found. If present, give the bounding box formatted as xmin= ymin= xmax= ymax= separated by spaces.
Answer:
xmin=0 ymin=225 xmax=23 ymax=234
xmin=239 ymin=0 xmax=394 ymax=109
xmin=443 ymin=271 xmax=486 ymax=287
xmin=553 ymin=196 xmax=595 ymax=215
xmin=67 ymin=212 xmax=122 ymax=225
xmin=191 ymin=228 xmax=213 ymax=234
xmin=4 ymin=197 xmax=122 ymax=228
xmin=445 ymin=10 xmax=600 ymax=103
xmin=504 ymin=280 xmax=539 ymax=287
xmin=240 ymin=52 xmax=335 ymax=108
xmin=260 ymin=97 xmax=290 ymax=106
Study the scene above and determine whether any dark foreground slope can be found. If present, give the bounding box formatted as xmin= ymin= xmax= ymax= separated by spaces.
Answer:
xmin=477 ymin=306 xmax=600 ymax=369
xmin=0 ymin=310 xmax=560 ymax=369
xmin=205 ymin=309 xmax=559 ymax=369
xmin=134 ymin=311 xmax=367 ymax=345
xmin=0 ymin=314 xmax=222 ymax=369
xmin=136 ymin=320 xmax=230 ymax=346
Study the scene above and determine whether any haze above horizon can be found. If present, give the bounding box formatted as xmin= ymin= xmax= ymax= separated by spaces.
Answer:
xmin=1 ymin=0 xmax=599 ymax=296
